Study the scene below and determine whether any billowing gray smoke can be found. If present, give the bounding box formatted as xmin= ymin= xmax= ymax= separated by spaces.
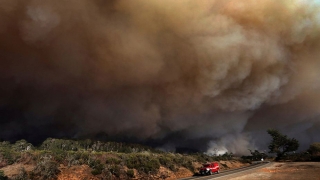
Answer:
xmin=1 ymin=0 xmax=320 ymax=154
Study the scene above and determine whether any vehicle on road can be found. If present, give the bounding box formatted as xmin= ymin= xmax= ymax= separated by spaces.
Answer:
xmin=199 ymin=162 xmax=220 ymax=175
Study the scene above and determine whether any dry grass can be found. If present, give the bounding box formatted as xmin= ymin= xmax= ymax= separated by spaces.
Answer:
xmin=58 ymin=165 xmax=98 ymax=180
xmin=0 ymin=163 xmax=34 ymax=177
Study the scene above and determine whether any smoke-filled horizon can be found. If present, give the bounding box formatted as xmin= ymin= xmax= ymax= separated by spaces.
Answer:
xmin=1 ymin=0 xmax=320 ymax=154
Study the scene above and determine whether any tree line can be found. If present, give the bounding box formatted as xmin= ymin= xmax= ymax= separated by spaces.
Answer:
xmin=243 ymin=129 xmax=320 ymax=162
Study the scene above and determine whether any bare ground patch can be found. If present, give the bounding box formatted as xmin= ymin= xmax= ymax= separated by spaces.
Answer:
xmin=225 ymin=162 xmax=320 ymax=180
xmin=0 ymin=163 xmax=35 ymax=178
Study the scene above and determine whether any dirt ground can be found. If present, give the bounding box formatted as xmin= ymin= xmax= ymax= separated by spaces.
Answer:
xmin=0 ymin=163 xmax=35 ymax=177
xmin=223 ymin=162 xmax=320 ymax=180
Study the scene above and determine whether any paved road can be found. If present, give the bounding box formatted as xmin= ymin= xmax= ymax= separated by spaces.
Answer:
xmin=179 ymin=161 xmax=271 ymax=180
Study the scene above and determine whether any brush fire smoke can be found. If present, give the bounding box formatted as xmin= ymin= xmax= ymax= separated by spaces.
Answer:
xmin=1 ymin=0 xmax=320 ymax=154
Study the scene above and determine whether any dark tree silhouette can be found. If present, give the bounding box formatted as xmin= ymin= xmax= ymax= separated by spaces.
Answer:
xmin=267 ymin=129 xmax=299 ymax=160
xmin=308 ymin=142 xmax=320 ymax=155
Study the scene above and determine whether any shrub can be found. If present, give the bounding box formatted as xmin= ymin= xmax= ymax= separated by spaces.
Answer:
xmin=32 ymin=158 xmax=60 ymax=180
xmin=12 ymin=167 xmax=28 ymax=180
xmin=78 ymin=152 xmax=90 ymax=165
xmin=181 ymin=158 xmax=194 ymax=172
xmin=109 ymin=165 xmax=121 ymax=177
xmin=0 ymin=141 xmax=18 ymax=165
xmin=125 ymin=154 xmax=160 ymax=174
xmin=0 ymin=148 xmax=18 ymax=165
xmin=40 ymin=138 xmax=79 ymax=151
xmin=311 ymin=155 xmax=320 ymax=161
xmin=91 ymin=169 xmax=102 ymax=176
xmin=171 ymin=155 xmax=195 ymax=172
xmin=89 ymin=160 xmax=104 ymax=175
xmin=0 ymin=170 xmax=8 ymax=180
xmin=144 ymin=159 xmax=160 ymax=174
xmin=159 ymin=156 xmax=177 ymax=171
xmin=13 ymin=140 xmax=33 ymax=152
xmin=105 ymin=157 xmax=121 ymax=164
xmin=126 ymin=169 xmax=135 ymax=178
xmin=52 ymin=149 xmax=67 ymax=164
xmin=240 ymin=157 xmax=252 ymax=164
xmin=308 ymin=143 xmax=320 ymax=155
xmin=193 ymin=153 xmax=214 ymax=163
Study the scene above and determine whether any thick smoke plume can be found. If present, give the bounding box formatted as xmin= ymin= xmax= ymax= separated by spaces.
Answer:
xmin=1 ymin=0 xmax=320 ymax=154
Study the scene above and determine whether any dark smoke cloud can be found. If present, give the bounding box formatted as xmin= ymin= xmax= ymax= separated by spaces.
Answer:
xmin=1 ymin=0 xmax=320 ymax=154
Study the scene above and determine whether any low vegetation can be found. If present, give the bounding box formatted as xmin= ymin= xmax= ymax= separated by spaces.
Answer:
xmin=0 ymin=170 xmax=8 ymax=180
xmin=0 ymin=131 xmax=319 ymax=179
xmin=0 ymin=138 xmax=238 ymax=179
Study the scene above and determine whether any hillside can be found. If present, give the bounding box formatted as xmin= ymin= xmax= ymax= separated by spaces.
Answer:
xmin=0 ymin=138 xmax=248 ymax=180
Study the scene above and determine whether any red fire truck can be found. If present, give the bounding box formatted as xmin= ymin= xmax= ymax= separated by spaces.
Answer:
xmin=199 ymin=162 xmax=220 ymax=175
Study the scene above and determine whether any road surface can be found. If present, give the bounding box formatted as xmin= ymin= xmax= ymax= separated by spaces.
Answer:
xmin=179 ymin=161 xmax=271 ymax=180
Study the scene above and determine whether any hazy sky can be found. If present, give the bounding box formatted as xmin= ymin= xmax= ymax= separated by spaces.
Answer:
xmin=1 ymin=0 xmax=320 ymax=154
